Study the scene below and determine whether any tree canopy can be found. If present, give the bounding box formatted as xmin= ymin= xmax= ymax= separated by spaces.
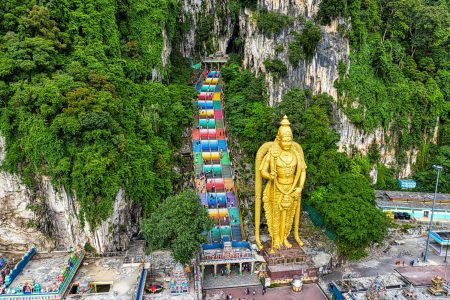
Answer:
xmin=0 ymin=0 xmax=193 ymax=227
xmin=140 ymin=189 xmax=213 ymax=264
xmin=221 ymin=63 xmax=387 ymax=258
xmin=318 ymin=0 xmax=449 ymax=176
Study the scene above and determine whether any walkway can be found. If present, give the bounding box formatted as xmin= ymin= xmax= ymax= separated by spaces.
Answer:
xmin=192 ymin=70 xmax=244 ymax=244
xmin=204 ymin=284 xmax=328 ymax=300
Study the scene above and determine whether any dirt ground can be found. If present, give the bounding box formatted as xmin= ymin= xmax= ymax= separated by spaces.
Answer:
xmin=204 ymin=284 xmax=327 ymax=300
xmin=320 ymin=221 xmax=450 ymax=299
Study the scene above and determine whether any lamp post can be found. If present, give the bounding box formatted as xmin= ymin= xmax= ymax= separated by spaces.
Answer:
xmin=424 ymin=165 xmax=443 ymax=262
xmin=445 ymin=243 xmax=449 ymax=263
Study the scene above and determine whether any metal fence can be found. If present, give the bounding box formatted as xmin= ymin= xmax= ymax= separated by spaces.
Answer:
xmin=302 ymin=202 xmax=337 ymax=241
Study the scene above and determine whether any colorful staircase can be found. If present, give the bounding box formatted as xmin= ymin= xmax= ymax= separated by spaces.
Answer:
xmin=192 ymin=70 xmax=245 ymax=245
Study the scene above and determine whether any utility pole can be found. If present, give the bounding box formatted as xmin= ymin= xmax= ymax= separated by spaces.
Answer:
xmin=424 ymin=165 xmax=443 ymax=262
xmin=445 ymin=243 xmax=449 ymax=263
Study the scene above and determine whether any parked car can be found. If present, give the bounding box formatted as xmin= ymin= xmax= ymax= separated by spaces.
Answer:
xmin=394 ymin=212 xmax=411 ymax=220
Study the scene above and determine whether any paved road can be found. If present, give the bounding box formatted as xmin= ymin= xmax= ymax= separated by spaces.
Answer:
xmin=205 ymin=284 xmax=327 ymax=300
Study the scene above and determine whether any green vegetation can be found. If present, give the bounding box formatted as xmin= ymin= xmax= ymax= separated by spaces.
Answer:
xmin=316 ymin=0 xmax=348 ymax=25
xmin=140 ymin=189 xmax=213 ymax=264
xmin=222 ymin=63 xmax=387 ymax=258
xmin=318 ymin=0 xmax=449 ymax=179
xmin=288 ymin=21 xmax=322 ymax=65
xmin=415 ymin=146 xmax=450 ymax=192
xmin=263 ymin=58 xmax=288 ymax=78
xmin=288 ymin=41 xmax=304 ymax=66
xmin=255 ymin=9 xmax=293 ymax=36
xmin=291 ymin=21 xmax=322 ymax=64
xmin=375 ymin=164 xmax=399 ymax=190
xmin=0 ymin=0 xmax=193 ymax=228
xmin=274 ymin=43 xmax=285 ymax=54
xmin=84 ymin=242 xmax=98 ymax=255
xmin=309 ymin=174 xmax=388 ymax=259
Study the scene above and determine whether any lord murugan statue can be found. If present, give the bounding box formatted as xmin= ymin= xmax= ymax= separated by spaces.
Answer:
xmin=255 ymin=116 xmax=307 ymax=253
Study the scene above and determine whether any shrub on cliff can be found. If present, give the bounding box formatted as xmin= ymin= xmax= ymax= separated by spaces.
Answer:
xmin=140 ymin=189 xmax=213 ymax=264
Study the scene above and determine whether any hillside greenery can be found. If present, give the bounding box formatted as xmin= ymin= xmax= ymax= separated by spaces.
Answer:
xmin=318 ymin=0 xmax=450 ymax=177
xmin=288 ymin=20 xmax=322 ymax=64
xmin=222 ymin=63 xmax=388 ymax=257
xmin=0 ymin=0 xmax=193 ymax=227
xmin=263 ymin=58 xmax=288 ymax=78
xmin=1 ymin=0 xmax=446 ymax=258
xmin=141 ymin=189 xmax=213 ymax=264
xmin=255 ymin=9 xmax=293 ymax=36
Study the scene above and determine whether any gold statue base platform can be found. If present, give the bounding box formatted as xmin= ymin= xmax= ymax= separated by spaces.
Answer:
xmin=262 ymin=240 xmax=317 ymax=282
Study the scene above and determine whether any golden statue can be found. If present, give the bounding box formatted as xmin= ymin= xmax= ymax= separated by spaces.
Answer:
xmin=255 ymin=116 xmax=307 ymax=253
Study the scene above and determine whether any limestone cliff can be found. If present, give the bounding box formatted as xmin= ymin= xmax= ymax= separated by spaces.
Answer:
xmin=180 ymin=0 xmax=416 ymax=176
xmin=0 ymin=137 xmax=140 ymax=253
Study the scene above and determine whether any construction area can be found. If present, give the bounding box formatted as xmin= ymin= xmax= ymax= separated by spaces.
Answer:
xmin=321 ymin=218 xmax=450 ymax=299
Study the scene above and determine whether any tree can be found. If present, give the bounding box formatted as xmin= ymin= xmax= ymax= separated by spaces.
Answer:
xmin=415 ymin=145 xmax=450 ymax=193
xmin=140 ymin=189 xmax=213 ymax=264
xmin=0 ymin=0 xmax=193 ymax=230
xmin=310 ymin=173 xmax=388 ymax=259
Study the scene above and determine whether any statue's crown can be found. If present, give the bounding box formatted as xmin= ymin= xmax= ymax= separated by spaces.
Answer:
xmin=277 ymin=115 xmax=292 ymax=138
xmin=280 ymin=115 xmax=290 ymax=126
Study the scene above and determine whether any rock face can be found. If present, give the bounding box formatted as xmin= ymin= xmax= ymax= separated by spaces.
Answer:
xmin=179 ymin=0 xmax=235 ymax=58
xmin=180 ymin=0 xmax=416 ymax=176
xmin=0 ymin=136 xmax=140 ymax=253
xmin=240 ymin=9 xmax=347 ymax=105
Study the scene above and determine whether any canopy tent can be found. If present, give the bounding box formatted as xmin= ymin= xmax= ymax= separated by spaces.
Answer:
xmin=208 ymin=208 xmax=229 ymax=218
xmin=206 ymin=195 xmax=227 ymax=208
xmin=214 ymin=110 xmax=223 ymax=119
xmin=197 ymin=100 xmax=213 ymax=109
xmin=199 ymin=119 xmax=215 ymax=129
xmin=203 ymin=164 xmax=222 ymax=175
xmin=208 ymin=71 xmax=220 ymax=78
xmin=206 ymin=179 xmax=224 ymax=191
xmin=201 ymin=85 xmax=216 ymax=92
xmin=210 ymin=229 xmax=221 ymax=242
xmin=213 ymin=92 xmax=221 ymax=101
xmin=201 ymin=140 xmax=219 ymax=151
xmin=219 ymin=226 xmax=231 ymax=235
xmin=198 ymin=92 xmax=213 ymax=100
xmin=205 ymin=78 xmax=219 ymax=85
xmin=226 ymin=192 xmax=237 ymax=206
xmin=202 ymin=152 xmax=221 ymax=161
xmin=220 ymin=152 xmax=230 ymax=165
xmin=200 ymin=129 xmax=216 ymax=139
xmin=199 ymin=109 xmax=214 ymax=118
xmin=191 ymin=62 xmax=202 ymax=70
xmin=207 ymin=192 xmax=226 ymax=202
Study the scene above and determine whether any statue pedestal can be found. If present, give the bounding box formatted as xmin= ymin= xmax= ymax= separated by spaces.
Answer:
xmin=261 ymin=240 xmax=317 ymax=283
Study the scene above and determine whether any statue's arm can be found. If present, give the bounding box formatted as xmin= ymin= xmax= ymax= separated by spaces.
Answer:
xmin=255 ymin=142 xmax=273 ymax=250
xmin=299 ymin=166 xmax=306 ymax=189
xmin=260 ymin=154 xmax=272 ymax=180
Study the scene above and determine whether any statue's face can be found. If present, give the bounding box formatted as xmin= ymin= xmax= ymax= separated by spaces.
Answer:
xmin=279 ymin=134 xmax=292 ymax=151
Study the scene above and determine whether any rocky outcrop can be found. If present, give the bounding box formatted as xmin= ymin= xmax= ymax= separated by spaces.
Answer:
xmin=179 ymin=0 xmax=235 ymax=58
xmin=0 ymin=136 xmax=140 ymax=253
xmin=335 ymin=111 xmax=418 ymax=178
xmin=0 ymin=171 xmax=52 ymax=251
xmin=236 ymin=1 xmax=347 ymax=103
